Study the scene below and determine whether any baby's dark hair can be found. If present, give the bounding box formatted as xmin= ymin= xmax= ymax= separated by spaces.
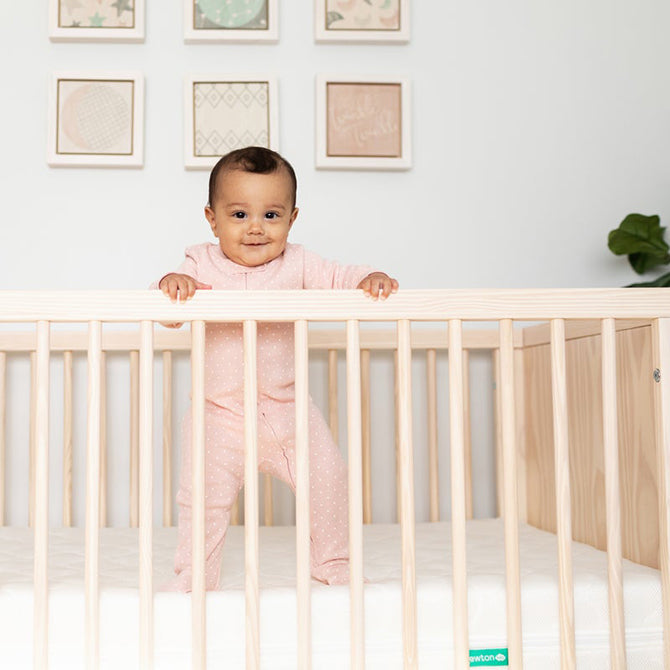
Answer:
xmin=207 ymin=146 xmax=298 ymax=209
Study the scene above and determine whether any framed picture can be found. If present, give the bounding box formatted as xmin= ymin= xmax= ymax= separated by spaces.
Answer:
xmin=48 ymin=0 xmax=145 ymax=42
xmin=315 ymin=0 xmax=409 ymax=43
xmin=47 ymin=72 xmax=144 ymax=168
xmin=184 ymin=0 xmax=278 ymax=43
xmin=184 ymin=75 xmax=279 ymax=170
xmin=315 ymin=74 xmax=411 ymax=170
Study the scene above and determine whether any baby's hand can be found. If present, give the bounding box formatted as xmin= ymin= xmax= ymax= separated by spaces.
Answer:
xmin=357 ymin=272 xmax=399 ymax=301
xmin=158 ymin=273 xmax=212 ymax=303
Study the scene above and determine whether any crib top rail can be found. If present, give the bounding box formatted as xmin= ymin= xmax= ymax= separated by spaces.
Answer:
xmin=0 ymin=288 xmax=670 ymax=322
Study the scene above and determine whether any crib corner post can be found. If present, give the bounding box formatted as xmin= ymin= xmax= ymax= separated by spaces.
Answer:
xmin=652 ymin=318 xmax=670 ymax=666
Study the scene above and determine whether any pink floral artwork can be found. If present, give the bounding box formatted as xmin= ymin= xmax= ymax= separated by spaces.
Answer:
xmin=326 ymin=83 xmax=402 ymax=158
xmin=325 ymin=0 xmax=400 ymax=32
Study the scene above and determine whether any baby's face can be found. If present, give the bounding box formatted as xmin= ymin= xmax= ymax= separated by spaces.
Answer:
xmin=205 ymin=168 xmax=298 ymax=267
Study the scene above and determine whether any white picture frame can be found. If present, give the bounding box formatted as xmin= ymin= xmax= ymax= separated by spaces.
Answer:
xmin=315 ymin=0 xmax=409 ymax=44
xmin=184 ymin=74 xmax=279 ymax=170
xmin=47 ymin=72 xmax=144 ymax=168
xmin=184 ymin=0 xmax=278 ymax=43
xmin=315 ymin=74 xmax=411 ymax=170
xmin=48 ymin=0 xmax=145 ymax=43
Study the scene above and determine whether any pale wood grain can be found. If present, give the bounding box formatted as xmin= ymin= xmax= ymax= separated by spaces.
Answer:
xmin=0 ymin=352 xmax=4 ymax=526
xmin=347 ymin=321 xmax=365 ymax=670
xmin=139 ymin=322 xmax=154 ymax=670
xmin=190 ymin=321 xmax=206 ymax=670
xmin=63 ymin=351 xmax=73 ymax=527
xmin=328 ymin=349 xmax=339 ymax=444
xmin=652 ymin=318 xmax=670 ymax=665
xmin=426 ymin=349 xmax=439 ymax=522
xmin=3 ymin=289 xmax=670 ymax=323
xmin=33 ymin=322 xmax=50 ymax=670
xmin=499 ymin=320 xmax=522 ymax=668
xmin=514 ymin=349 xmax=527 ymax=523
xmin=243 ymin=321 xmax=260 ymax=670
xmin=29 ymin=351 xmax=36 ymax=528
xmin=263 ymin=474 xmax=273 ymax=527
xmin=448 ymin=319 xmax=469 ymax=670
xmin=493 ymin=349 xmax=504 ymax=517
xmin=463 ymin=349 xmax=473 ymax=521
xmin=295 ymin=320 xmax=312 ymax=670
xmin=601 ymin=319 xmax=626 ymax=668
xmin=163 ymin=351 xmax=173 ymax=527
xmin=100 ymin=352 xmax=107 ymax=528
xmin=550 ymin=319 xmax=576 ymax=669
xmin=361 ymin=348 xmax=372 ymax=525
xmin=85 ymin=321 xmax=102 ymax=670
xmin=130 ymin=350 xmax=139 ymax=528
xmin=397 ymin=320 xmax=417 ymax=669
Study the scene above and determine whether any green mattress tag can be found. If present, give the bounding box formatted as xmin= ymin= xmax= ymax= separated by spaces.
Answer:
xmin=469 ymin=648 xmax=509 ymax=666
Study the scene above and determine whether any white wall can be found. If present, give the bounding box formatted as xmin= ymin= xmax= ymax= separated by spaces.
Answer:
xmin=1 ymin=1 xmax=669 ymax=525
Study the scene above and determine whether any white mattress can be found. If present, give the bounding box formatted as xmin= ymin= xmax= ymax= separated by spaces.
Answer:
xmin=0 ymin=519 xmax=662 ymax=669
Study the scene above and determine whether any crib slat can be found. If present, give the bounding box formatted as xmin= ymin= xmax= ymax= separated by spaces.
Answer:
xmin=191 ymin=321 xmax=207 ymax=670
xmin=0 ymin=351 xmax=6 ymax=526
xmin=426 ymin=349 xmax=439 ymax=522
xmin=263 ymin=474 xmax=273 ymax=526
xmin=550 ymin=319 xmax=576 ymax=669
xmin=328 ymin=349 xmax=339 ymax=444
xmin=463 ymin=349 xmax=474 ymax=520
xmin=243 ymin=321 xmax=260 ymax=670
xmin=499 ymin=319 xmax=523 ymax=668
xmin=30 ymin=351 xmax=36 ymax=528
xmin=347 ymin=321 xmax=366 ymax=669
xmin=397 ymin=320 xmax=417 ymax=669
xmin=100 ymin=352 xmax=107 ymax=527
xmin=130 ymin=350 xmax=139 ymax=528
xmin=448 ymin=319 xmax=469 ymax=670
xmin=651 ymin=318 xmax=670 ymax=665
xmin=85 ymin=321 xmax=102 ymax=669
xmin=493 ymin=349 xmax=504 ymax=517
xmin=601 ymin=318 xmax=626 ymax=667
xmin=139 ymin=322 xmax=154 ymax=669
xmin=295 ymin=320 xmax=312 ymax=669
xmin=63 ymin=351 xmax=73 ymax=527
xmin=361 ymin=348 xmax=372 ymax=525
xmin=394 ymin=349 xmax=401 ymax=525
xmin=34 ymin=321 xmax=50 ymax=670
xmin=163 ymin=351 xmax=173 ymax=527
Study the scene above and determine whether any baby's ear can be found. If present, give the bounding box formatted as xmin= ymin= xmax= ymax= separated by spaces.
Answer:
xmin=288 ymin=207 xmax=299 ymax=228
xmin=204 ymin=206 xmax=217 ymax=236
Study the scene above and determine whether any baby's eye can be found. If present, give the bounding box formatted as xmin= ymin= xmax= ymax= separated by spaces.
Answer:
xmin=265 ymin=211 xmax=279 ymax=220
xmin=233 ymin=211 xmax=246 ymax=219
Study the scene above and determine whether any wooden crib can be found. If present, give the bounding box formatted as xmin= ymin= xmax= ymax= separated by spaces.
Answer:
xmin=0 ymin=288 xmax=668 ymax=669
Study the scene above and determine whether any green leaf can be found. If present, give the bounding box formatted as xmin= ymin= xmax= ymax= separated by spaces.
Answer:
xmin=326 ymin=11 xmax=344 ymax=28
xmin=627 ymin=269 xmax=670 ymax=287
xmin=607 ymin=213 xmax=669 ymax=275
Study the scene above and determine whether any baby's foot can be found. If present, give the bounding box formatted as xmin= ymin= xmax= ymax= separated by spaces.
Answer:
xmin=312 ymin=559 xmax=355 ymax=585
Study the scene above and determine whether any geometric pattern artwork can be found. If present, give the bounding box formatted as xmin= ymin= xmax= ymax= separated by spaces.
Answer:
xmin=57 ymin=79 xmax=135 ymax=155
xmin=58 ymin=0 xmax=136 ymax=29
xmin=326 ymin=83 xmax=401 ymax=158
xmin=193 ymin=0 xmax=268 ymax=29
xmin=193 ymin=82 xmax=270 ymax=157
xmin=325 ymin=0 xmax=400 ymax=31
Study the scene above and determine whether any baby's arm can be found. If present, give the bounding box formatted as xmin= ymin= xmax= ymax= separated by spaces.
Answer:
xmin=157 ymin=273 xmax=212 ymax=328
xmin=357 ymin=272 xmax=399 ymax=301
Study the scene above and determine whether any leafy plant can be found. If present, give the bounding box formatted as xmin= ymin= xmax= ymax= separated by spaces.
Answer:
xmin=607 ymin=213 xmax=670 ymax=286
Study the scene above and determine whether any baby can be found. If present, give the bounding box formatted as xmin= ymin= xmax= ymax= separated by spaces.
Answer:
xmin=155 ymin=146 xmax=398 ymax=591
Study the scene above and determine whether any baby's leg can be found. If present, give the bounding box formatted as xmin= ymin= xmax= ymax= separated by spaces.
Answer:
xmin=168 ymin=403 xmax=244 ymax=592
xmin=260 ymin=398 xmax=350 ymax=585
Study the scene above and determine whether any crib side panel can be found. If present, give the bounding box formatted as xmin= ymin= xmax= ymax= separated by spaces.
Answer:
xmin=524 ymin=323 xmax=659 ymax=569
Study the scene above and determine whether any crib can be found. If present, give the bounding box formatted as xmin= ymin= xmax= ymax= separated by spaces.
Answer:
xmin=0 ymin=288 xmax=668 ymax=669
